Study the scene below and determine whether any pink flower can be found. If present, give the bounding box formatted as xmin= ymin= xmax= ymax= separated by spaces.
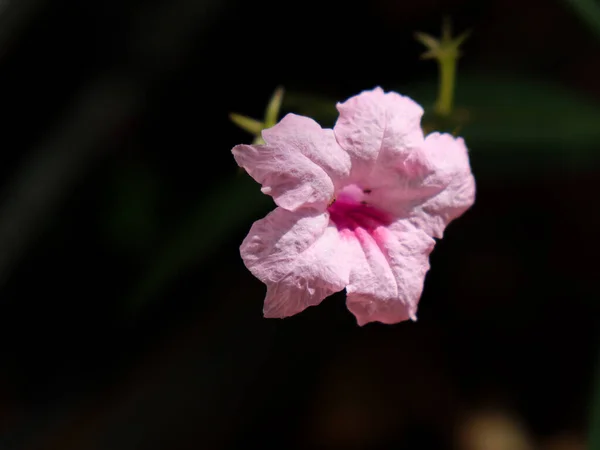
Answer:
xmin=232 ymin=87 xmax=475 ymax=325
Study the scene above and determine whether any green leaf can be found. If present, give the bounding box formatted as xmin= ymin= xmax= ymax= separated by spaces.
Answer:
xmin=414 ymin=31 xmax=440 ymax=59
xmin=229 ymin=113 xmax=264 ymax=135
xmin=127 ymin=173 xmax=271 ymax=311
xmin=265 ymin=86 xmax=285 ymax=128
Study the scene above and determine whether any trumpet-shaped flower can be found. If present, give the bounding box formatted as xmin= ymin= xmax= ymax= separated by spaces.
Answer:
xmin=232 ymin=88 xmax=475 ymax=325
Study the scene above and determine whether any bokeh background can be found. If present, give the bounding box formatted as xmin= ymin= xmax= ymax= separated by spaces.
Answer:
xmin=0 ymin=0 xmax=598 ymax=449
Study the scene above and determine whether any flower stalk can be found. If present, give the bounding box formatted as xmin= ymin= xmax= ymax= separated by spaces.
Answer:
xmin=415 ymin=18 xmax=470 ymax=117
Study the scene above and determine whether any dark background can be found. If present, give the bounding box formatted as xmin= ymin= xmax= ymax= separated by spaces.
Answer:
xmin=0 ymin=0 xmax=598 ymax=448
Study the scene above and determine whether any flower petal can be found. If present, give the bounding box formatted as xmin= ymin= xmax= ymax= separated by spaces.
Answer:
xmin=240 ymin=207 xmax=350 ymax=318
xmin=232 ymin=113 xmax=351 ymax=212
xmin=344 ymin=220 xmax=435 ymax=326
xmin=334 ymin=87 xmax=425 ymax=181
xmin=409 ymin=132 xmax=476 ymax=238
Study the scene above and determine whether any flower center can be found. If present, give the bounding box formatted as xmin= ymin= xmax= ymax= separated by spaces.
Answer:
xmin=327 ymin=184 xmax=392 ymax=234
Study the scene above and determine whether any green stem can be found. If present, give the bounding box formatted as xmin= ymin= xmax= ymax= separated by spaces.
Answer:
xmin=435 ymin=56 xmax=457 ymax=117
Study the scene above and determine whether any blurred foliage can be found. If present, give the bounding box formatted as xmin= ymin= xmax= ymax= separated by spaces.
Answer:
xmin=104 ymin=162 xmax=160 ymax=254
xmin=284 ymin=72 xmax=600 ymax=176
xmin=129 ymin=86 xmax=286 ymax=311
xmin=563 ymin=0 xmax=600 ymax=39
xmin=127 ymin=173 xmax=272 ymax=311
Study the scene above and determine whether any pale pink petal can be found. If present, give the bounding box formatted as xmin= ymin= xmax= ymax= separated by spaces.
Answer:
xmin=351 ymin=156 xmax=439 ymax=220
xmin=240 ymin=207 xmax=350 ymax=318
xmin=334 ymin=87 xmax=425 ymax=181
xmin=232 ymin=114 xmax=351 ymax=212
xmin=261 ymin=114 xmax=351 ymax=190
xmin=350 ymin=132 xmax=474 ymax=239
xmin=344 ymin=220 xmax=435 ymax=326
xmin=408 ymin=133 xmax=476 ymax=238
